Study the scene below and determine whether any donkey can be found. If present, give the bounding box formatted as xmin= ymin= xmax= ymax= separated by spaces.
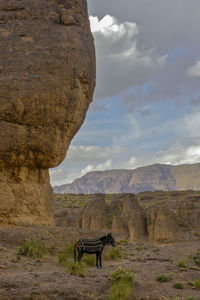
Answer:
xmin=74 ymin=233 xmax=116 ymax=269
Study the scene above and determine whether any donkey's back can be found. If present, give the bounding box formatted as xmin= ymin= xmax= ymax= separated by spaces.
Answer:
xmin=78 ymin=238 xmax=103 ymax=252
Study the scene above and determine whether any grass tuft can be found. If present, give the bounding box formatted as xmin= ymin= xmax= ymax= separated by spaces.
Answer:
xmin=65 ymin=261 xmax=88 ymax=277
xmin=177 ymin=259 xmax=186 ymax=268
xmin=193 ymin=256 xmax=200 ymax=266
xmin=18 ymin=241 xmax=46 ymax=259
xmin=117 ymin=239 xmax=128 ymax=246
xmin=156 ymin=274 xmax=172 ymax=282
xmin=172 ymin=283 xmax=183 ymax=289
xmin=105 ymin=246 xmax=122 ymax=261
xmin=193 ymin=278 xmax=200 ymax=290
xmin=82 ymin=254 xmax=96 ymax=267
xmin=108 ymin=267 xmax=134 ymax=300
xmin=58 ymin=241 xmax=74 ymax=265
xmin=194 ymin=232 xmax=200 ymax=237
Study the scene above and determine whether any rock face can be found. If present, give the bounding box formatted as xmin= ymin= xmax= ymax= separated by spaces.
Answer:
xmin=78 ymin=194 xmax=149 ymax=242
xmin=79 ymin=195 xmax=108 ymax=231
xmin=74 ymin=194 xmax=179 ymax=242
xmin=54 ymin=192 xmax=200 ymax=243
xmin=54 ymin=163 xmax=200 ymax=194
xmin=111 ymin=195 xmax=148 ymax=242
xmin=128 ymin=211 xmax=147 ymax=242
xmin=146 ymin=207 xmax=179 ymax=242
xmin=0 ymin=0 xmax=95 ymax=225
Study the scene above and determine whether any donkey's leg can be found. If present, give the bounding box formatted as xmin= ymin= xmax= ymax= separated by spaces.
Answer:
xmin=96 ymin=252 xmax=99 ymax=268
xmin=78 ymin=250 xmax=84 ymax=262
xmin=99 ymin=252 xmax=102 ymax=269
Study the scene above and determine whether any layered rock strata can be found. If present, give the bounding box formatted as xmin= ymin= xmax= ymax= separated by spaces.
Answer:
xmin=0 ymin=0 xmax=95 ymax=224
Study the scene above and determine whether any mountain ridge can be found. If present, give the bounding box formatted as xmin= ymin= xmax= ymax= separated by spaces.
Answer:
xmin=53 ymin=163 xmax=200 ymax=194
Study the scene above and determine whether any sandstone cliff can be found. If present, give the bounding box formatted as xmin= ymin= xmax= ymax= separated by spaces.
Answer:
xmin=0 ymin=0 xmax=95 ymax=225
xmin=54 ymin=163 xmax=200 ymax=194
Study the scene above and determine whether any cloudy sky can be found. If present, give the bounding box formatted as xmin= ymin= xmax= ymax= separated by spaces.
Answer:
xmin=50 ymin=0 xmax=200 ymax=186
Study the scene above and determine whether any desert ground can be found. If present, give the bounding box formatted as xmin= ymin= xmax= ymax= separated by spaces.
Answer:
xmin=0 ymin=192 xmax=200 ymax=300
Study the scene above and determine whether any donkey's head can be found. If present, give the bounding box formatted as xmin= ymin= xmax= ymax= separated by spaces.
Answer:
xmin=106 ymin=233 xmax=116 ymax=247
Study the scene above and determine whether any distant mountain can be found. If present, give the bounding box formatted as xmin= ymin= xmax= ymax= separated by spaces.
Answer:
xmin=53 ymin=163 xmax=200 ymax=194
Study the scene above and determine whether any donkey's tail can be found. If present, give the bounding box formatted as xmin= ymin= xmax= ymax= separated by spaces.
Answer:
xmin=74 ymin=243 xmax=77 ymax=262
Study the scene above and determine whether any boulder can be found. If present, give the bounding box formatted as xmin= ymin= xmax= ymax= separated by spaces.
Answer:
xmin=0 ymin=0 xmax=95 ymax=225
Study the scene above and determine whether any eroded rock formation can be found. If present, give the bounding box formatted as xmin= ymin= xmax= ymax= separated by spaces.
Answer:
xmin=146 ymin=207 xmax=179 ymax=242
xmin=54 ymin=192 xmax=200 ymax=243
xmin=0 ymin=0 xmax=95 ymax=225
xmin=77 ymin=194 xmax=179 ymax=242
xmin=79 ymin=195 xmax=108 ymax=231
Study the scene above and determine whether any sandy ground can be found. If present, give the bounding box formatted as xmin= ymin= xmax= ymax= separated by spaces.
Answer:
xmin=0 ymin=226 xmax=200 ymax=300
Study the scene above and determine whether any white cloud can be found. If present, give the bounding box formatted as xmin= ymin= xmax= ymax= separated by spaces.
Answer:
xmin=187 ymin=60 xmax=200 ymax=77
xmin=79 ymin=159 xmax=113 ymax=178
xmin=90 ymin=15 xmax=138 ymax=36
xmin=88 ymin=1 xmax=200 ymax=107
xmin=154 ymin=144 xmax=200 ymax=166
xmin=127 ymin=156 xmax=137 ymax=168
xmin=89 ymin=15 xmax=167 ymax=99
xmin=182 ymin=111 xmax=200 ymax=137
xmin=50 ymin=168 xmax=71 ymax=186
xmin=66 ymin=145 xmax=126 ymax=163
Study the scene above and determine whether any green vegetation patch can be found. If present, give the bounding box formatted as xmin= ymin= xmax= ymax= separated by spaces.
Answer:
xmin=187 ymin=278 xmax=200 ymax=290
xmin=135 ymin=245 xmax=148 ymax=251
xmin=65 ymin=261 xmax=88 ymax=277
xmin=193 ymin=278 xmax=200 ymax=290
xmin=55 ymin=194 xmax=87 ymax=209
xmin=58 ymin=241 xmax=75 ymax=264
xmin=105 ymin=246 xmax=122 ymax=261
xmin=194 ymin=232 xmax=200 ymax=237
xmin=188 ymin=249 xmax=200 ymax=266
xmin=172 ymin=282 xmax=183 ymax=289
xmin=117 ymin=238 xmax=129 ymax=246
xmin=193 ymin=257 xmax=200 ymax=266
xmin=156 ymin=274 xmax=172 ymax=282
xmin=187 ymin=281 xmax=195 ymax=286
xmin=177 ymin=259 xmax=186 ymax=268
xmin=108 ymin=267 xmax=134 ymax=300
xmin=18 ymin=241 xmax=47 ymax=259
xmin=82 ymin=254 xmax=96 ymax=267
